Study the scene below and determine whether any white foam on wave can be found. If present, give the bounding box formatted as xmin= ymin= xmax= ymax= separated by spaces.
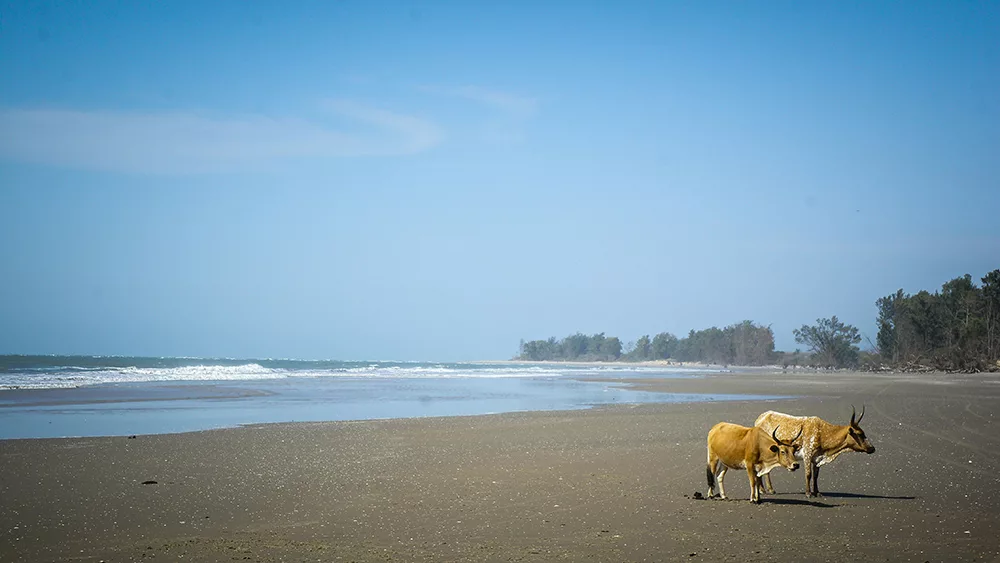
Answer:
xmin=0 ymin=363 xmax=283 ymax=390
xmin=0 ymin=362 xmax=726 ymax=390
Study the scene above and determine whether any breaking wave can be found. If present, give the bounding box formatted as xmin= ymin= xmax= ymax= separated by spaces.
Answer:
xmin=0 ymin=356 xmax=724 ymax=390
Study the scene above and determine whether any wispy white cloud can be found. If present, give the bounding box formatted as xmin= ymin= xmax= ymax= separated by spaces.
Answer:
xmin=421 ymin=85 xmax=539 ymax=119
xmin=0 ymin=100 xmax=443 ymax=174
xmin=419 ymin=85 xmax=540 ymax=146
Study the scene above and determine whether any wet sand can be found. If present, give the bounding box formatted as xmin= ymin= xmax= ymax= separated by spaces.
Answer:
xmin=2 ymin=371 xmax=999 ymax=562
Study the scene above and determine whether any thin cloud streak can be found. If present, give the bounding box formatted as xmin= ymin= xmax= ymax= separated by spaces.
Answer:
xmin=0 ymin=101 xmax=444 ymax=174
xmin=422 ymin=85 xmax=539 ymax=118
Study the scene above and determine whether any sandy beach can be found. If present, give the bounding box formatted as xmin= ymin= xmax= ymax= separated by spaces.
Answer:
xmin=3 ymin=370 xmax=1000 ymax=562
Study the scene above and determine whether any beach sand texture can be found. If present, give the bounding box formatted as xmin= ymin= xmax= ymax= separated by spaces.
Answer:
xmin=2 ymin=370 xmax=999 ymax=562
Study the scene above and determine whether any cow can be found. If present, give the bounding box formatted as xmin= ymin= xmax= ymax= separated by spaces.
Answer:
xmin=706 ymin=422 xmax=802 ymax=503
xmin=755 ymin=405 xmax=876 ymax=497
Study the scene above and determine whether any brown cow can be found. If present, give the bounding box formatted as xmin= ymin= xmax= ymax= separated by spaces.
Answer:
xmin=706 ymin=423 xmax=802 ymax=503
xmin=755 ymin=405 xmax=876 ymax=497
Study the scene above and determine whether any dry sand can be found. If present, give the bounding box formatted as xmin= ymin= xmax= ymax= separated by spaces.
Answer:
xmin=2 ymin=370 xmax=999 ymax=562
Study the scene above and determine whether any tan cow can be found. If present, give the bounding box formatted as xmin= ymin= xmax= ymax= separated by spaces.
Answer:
xmin=706 ymin=423 xmax=802 ymax=503
xmin=755 ymin=405 xmax=876 ymax=497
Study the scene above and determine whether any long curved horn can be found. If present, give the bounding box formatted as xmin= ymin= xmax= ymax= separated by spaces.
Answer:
xmin=856 ymin=404 xmax=866 ymax=425
xmin=850 ymin=405 xmax=857 ymax=426
xmin=772 ymin=425 xmax=803 ymax=446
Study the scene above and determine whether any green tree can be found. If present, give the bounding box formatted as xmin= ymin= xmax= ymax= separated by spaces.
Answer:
xmin=869 ymin=270 xmax=1000 ymax=370
xmin=587 ymin=333 xmax=607 ymax=358
xmin=728 ymin=320 xmax=775 ymax=365
xmin=793 ymin=316 xmax=862 ymax=368
xmin=672 ymin=331 xmax=696 ymax=362
xmin=876 ymin=290 xmax=905 ymax=363
xmin=561 ymin=333 xmax=589 ymax=359
xmin=983 ymin=270 xmax=1000 ymax=363
xmin=651 ymin=332 xmax=678 ymax=359
xmin=630 ymin=335 xmax=652 ymax=361
xmin=601 ymin=336 xmax=623 ymax=360
xmin=941 ymin=274 xmax=986 ymax=367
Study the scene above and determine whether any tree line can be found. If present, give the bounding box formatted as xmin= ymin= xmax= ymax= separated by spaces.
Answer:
xmin=517 ymin=268 xmax=1000 ymax=372
xmin=875 ymin=270 xmax=1000 ymax=371
xmin=517 ymin=333 xmax=625 ymax=362
xmin=517 ymin=321 xmax=776 ymax=365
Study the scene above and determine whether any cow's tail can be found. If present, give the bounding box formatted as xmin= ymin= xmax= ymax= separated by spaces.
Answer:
xmin=706 ymin=465 xmax=714 ymax=489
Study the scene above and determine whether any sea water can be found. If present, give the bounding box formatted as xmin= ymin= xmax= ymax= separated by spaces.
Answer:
xmin=0 ymin=356 xmax=786 ymax=439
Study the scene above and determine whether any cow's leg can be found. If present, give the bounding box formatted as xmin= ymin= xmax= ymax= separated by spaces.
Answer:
xmin=706 ymin=456 xmax=718 ymax=499
xmin=717 ymin=466 xmax=728 ymax=500
xmin=812 ymin=465 xmax=822 ymax=497
xmin=757 ymin=474 xmax=767 ymax=495
xmin=747 ymin=466 xmax=760 ymax=503
xmin=804 ymin=461 xmax=814 ymax=497
xmin=762 ymin=472 xmax=776 ymax=494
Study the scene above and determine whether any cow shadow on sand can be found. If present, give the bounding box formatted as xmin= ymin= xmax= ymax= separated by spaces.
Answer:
xmin=761 ymin=491 xmax=917 ymax=506
xmin=815 ymin=492 xmax=916 ymax=500
xmin=761 ymin=497 xmax=837 ymax=508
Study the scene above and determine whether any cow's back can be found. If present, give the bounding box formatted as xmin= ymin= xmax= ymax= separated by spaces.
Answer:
xmin=707 ymin=422 xmax=755 ymax=468
xmin=755 ymin=410 xmax=812 ymax=440
xmin=756 ymin=410 xmax=827 ymax=463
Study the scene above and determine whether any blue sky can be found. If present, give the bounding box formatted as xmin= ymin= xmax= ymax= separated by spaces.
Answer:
xmin=1 ymin=1 xmax=998 ymax=360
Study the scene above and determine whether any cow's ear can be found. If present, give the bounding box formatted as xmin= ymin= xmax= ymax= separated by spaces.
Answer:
xmin=769 ymin=445 xmax=779 ymax=452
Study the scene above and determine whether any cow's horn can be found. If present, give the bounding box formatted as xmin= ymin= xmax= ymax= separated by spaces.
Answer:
xmin=850 ymin=405 xmax=857 ymax=426
xmin=857 ymin=404 xmax=865 ymax=425
xmin=772 ymin=425 xmax=802 ymax=446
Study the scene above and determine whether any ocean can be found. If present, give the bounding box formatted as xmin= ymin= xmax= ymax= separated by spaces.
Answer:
xmin=0 ymin=355 xmax=729 ymax=390
xmin=0 ymin=356 xmax=785 ymax=439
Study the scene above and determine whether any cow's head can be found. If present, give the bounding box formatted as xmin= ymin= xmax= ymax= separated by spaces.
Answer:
xmin=769 ymin=425 xmax=802 ymax=471
xmin=848 ymin=405 xmax=876 ymax=454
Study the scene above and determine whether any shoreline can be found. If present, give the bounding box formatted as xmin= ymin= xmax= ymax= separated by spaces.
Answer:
xmin=481 ymin=358 xmax=735 ymax=368
xmin=0 ymin=368 xmax=793 ymax=440
xmin=3 ymin=367 xmax=989 ymax=441
xmin=483 ymin=358 xmax=863 ymax=372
